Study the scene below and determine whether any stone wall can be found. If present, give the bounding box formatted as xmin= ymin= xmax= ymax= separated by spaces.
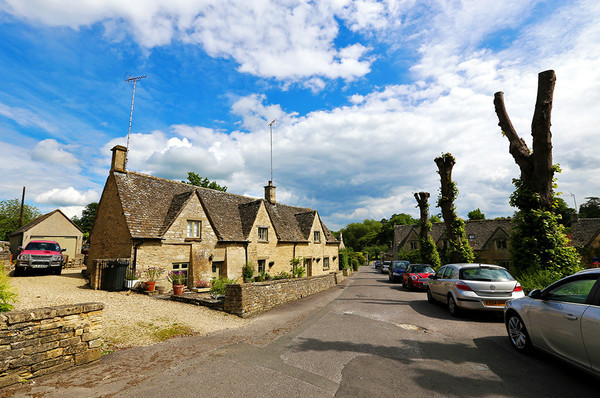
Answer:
xmin=224 ymin=271 xmax=344 ymax=317
xmin=0 ymin=303 xmax=104 ymax=388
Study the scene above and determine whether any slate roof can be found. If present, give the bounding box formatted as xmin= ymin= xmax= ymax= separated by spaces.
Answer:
xmin=10 ymin=209 xmax=82 ymax=236
xmin=113 ymin=171 xmax=338 ymax=244
xmin=394 ymin=219 xmax=513 ymax=250
xmin=571 ymin=218 xmax=600 ymax=247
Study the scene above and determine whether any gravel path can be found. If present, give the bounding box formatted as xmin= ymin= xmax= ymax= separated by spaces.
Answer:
xmin=9 ymin=268 xmax=249 ymax=349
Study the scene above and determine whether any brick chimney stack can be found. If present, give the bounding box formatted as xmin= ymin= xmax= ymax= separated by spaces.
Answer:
xmin=110 ymin=145 xmax=127 ymax=173
xmin=264 ymin=181 xmax=276 ymax=204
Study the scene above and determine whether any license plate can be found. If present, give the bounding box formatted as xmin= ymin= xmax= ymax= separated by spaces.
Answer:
xmin=484 ymin=300 xmax=505 ymax=307
xmin=420 ymin=280 xmax=429 ymax=286
xmin=31 ymin=264 xmax=48 ymax=268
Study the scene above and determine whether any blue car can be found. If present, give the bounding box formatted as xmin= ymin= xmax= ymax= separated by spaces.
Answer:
xmin=388 ymin=260 xmax=410 ymax=282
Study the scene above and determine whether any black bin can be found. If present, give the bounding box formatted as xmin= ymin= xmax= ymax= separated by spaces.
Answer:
xmin=102 ymin=260 xmax=129 ymax=291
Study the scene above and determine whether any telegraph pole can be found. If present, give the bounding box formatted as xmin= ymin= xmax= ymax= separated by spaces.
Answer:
xmin=125 ymin=75 xmax=147 ymax=169
xmin=17 ymin=186 xmax=25 ymax=228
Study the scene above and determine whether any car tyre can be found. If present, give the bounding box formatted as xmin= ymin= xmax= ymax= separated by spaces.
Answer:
xmin=506 ymin=313 xmax=532 ymax=353
xmin=427 ymin=288 xmax=435 ymax=303
xmin=388 ymin=273 xmax=392 ymax=282
xmin=53 ymin=266 xmax=63 ymax=276
xmin=14 ymin=266 xmax=24 ymax=277
xmin=447 ymin=295 xmax=461 ymax=317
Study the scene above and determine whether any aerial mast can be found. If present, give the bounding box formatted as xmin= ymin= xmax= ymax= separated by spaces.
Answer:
xmin=268 ymin=119 xmax=276 ymax=183
xmin=125 ymin=75 xmax=147 ymax=169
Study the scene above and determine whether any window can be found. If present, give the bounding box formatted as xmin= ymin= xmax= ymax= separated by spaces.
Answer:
xmin=314 ymin=231 xmax=321 ymax=243
xmin=443 ymin=267 xmax=454 ymax=279
xmin=323 ymin=257 xmax=330 ymax=270
xmin=409 ymin=240 xmax=418 ymax=250
xmin=172 ymin=262 xmax=189 ymax=285
xmin=258 ymin=259 xmax=266 ymax=274
xmin=258 ymin=227 xmax=268 ymax=242
xmin=187 ymin=220 xmax=200 ymax=238
xmin=468 ymin=234 xmax=475 ymax=240
xmin=496 ymin=239 xmax=508 ymax=249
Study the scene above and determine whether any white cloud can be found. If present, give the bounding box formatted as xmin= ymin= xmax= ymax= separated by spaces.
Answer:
xmin=0 ymin=103 xmax=57 ymax=133
xmin=32 ymin=139 xmax=79 ymax=166
xmin=0 ymin=0 xmax=373 ymax=82
xmin=35 ymin=187 xmax=100 ymax=206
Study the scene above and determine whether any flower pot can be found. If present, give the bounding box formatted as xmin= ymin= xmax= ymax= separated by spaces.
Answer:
xmin=125 ymin=279 xmax=140 ymax=289
xmin=144 ymin=281 xmax=156 ymax=292
xmin=172 ymin=284 xmax=185 ymax=295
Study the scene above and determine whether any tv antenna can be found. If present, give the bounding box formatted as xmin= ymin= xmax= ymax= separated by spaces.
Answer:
xmin=268 ymin=119 xmax=276 ymax=183
xmin=125 ymin=75 xmax=147 ymax=169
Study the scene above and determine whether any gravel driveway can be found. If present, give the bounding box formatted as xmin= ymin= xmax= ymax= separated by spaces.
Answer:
xmin=9 ymin=268 xmax=249 ymax=349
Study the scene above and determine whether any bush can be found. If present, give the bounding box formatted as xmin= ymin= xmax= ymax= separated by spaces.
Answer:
xmin=0 ymin=263 xmax=17 ymax=312
xmin=292 ymin=265 xmax=305 ymax=278
xmin=272 ymin=271 xmax=292 ymax=280
xmin=210 ymin=277 xmax=237 ymax=298
xmin=351 ymin=259 xmax=359 ymax=271
xmin=242 ymin=263 xmax=254 ymax=282
xmin=516 ymin=266 xmax=563 ymax=294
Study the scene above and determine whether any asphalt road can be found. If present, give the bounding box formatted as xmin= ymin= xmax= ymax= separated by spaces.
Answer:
xmin=5 ymin=266 xmax=599 ymax=397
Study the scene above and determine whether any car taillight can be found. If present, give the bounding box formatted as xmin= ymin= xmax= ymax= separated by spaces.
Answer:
xmin=455 ymin=281 xmax=472 ymax=291
xmin=513 ymin=282 xmax=523 ymax=292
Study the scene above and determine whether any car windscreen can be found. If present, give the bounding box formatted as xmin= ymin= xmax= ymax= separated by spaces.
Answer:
xmin=459 ymin=267 xmax=514 ymax=282
xmin=24 ymin=242 xmax=60 ymax=251
xmin=411 ymin=265 xmax=434 ymax=273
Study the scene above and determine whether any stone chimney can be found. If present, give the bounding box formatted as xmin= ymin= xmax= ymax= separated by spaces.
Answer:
xmin=110 ymin=145 xmax=127 ymax=173
xmin=264 ymin=181 xmax=276 ymax=204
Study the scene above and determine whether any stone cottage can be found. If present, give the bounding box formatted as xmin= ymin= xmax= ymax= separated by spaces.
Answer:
xmin=9 ymin=209 xmax=84 ymax=261
xmin=88 ymin=145 xmax=340 ymax=288
xmin=571 ymin=216 xmax=600 ymax=267
xmin=393 ymin=219 xmax=512 ymax=268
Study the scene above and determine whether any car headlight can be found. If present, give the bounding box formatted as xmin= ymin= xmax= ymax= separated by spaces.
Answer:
xmin=411 ymin=275 xmax=418 ymax=281
xmin=51 ymin=255 xmax=63 ymax=262
xmin=17 ymin=253 xmax=30 ymax=261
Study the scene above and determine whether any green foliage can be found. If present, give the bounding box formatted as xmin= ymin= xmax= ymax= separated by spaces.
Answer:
xmin=0 ymin=263 xmax=17 ymax=312
xmin=71 ymin=202 xmax=98 ymax=234
xmin=515 ymin=266 xmax=563 ymax=294
xmin=467 ymin=208 xmax=485 ymax=220
xmin=210 ymin=276 xmax=237 ymax=297
xmin=338 ymin=250 xmax=349 ymax=269
xmin=143 ymin=267 xmax=165 ymax=282
xmin=509 ymin=178 xmax=582 ymax=276
xmin=339 ymin=219 xmax=382 ymax=252
xmin=377 ymin=213 xmax=417 ymax=246
xmin=397 ymin=248 xmax=421 ymax=264
xmin=579 ymin=197 xmax=600 ymax=218
xmin=362 ymin=245 xmax=389 ymax=261
xmin=292 ymin=265 xmax=306 ymax=278
xmin=416 ymin=200 xmax=441 ymax=269
xmin=430 ymin=214 xmax=442 ymax=223
xmin=0 ymin=199 xmax=41 ymax=241
xmin=184 ymin=172 xmax=227 ymax=192
xmin=242 ymin=263 xmax=254 ymax=282
xmin=351 ymin=258 xmax=359 ymax=271
xmin=272 ymin=271 xmax=292 ymax=280
xmin=553 ymin=197 xmax=576 ymax=227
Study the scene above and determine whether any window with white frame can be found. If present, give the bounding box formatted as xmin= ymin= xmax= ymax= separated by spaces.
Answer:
xmin=187 ymin=220 xmax=201 ymax=238
xmin=258 ymin=227 xmax=268 ymax=241
xmin=323 ymin=257 xmax=330 ymax=270
xmin=314 ymin=231 xmax=321 ymax=243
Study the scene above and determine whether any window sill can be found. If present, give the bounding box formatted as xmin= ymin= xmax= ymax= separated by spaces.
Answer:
xmin=185 ymin=238 xmax=202 ymax=242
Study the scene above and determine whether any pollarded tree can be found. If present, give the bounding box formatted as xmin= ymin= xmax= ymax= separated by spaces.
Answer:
xmin=414 ymin=192 xmax=441 ymax=268
xmin=434 ymin=153 xmax=475 ymax=264
xmin=493 ymin=70 xmax=580 ymax=276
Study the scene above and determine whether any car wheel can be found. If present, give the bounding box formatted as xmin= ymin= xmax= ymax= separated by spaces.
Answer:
xmin=506 ymin=314 xmax=532 ymax=353
xmin=447 ymin=295 xmax=461 ymax=317
xmin=14 ymin=266 xmax=24 ymax=277
xmin=427 ymin=288 xmax=435 ymax=303
xmin=53 ymin=266 xmax=62 ymax=276
xmin=408 ymin=281 xmax=414 ymax=291
xmin=388 ymin=273 xmax=392 ymax=281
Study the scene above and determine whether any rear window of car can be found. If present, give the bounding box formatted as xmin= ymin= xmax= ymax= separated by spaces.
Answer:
xmin=24 ymin=242 xmax=60 ymax=251
xmin=460 ymin=267 xmax=514 ymax=281
xmin=392 ymin=261 xmax=408 ymax=269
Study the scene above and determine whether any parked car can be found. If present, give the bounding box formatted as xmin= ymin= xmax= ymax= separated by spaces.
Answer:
xmin=14 ymin=240 xmax=66 ymax=276
xmin=402 ymin=264 xmax=435 ymax=290
xmin=380 ymin=261 xmax=391 ymax=274
xmin=427 ymin=263 xmax=524 ymax=316
xmin=388 ymin=260 xmax=410 ymax=281
xmin=504 ymin=268 xmax=600 ymax=376
xmin=373 ymin=260 xmax=383 ymax=269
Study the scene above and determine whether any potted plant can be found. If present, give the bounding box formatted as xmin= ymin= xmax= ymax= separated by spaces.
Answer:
xmin=143 ymin=267 xmax=165 ymax=292
xmin=167 ymin=270 xmax=187 ymax=295
xmin=124 ymin=269 xmax=141 ymax=289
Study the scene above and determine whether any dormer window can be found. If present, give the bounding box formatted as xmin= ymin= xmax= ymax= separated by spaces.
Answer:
xmin=468 ymin=234 xmax=475 ymax=240
xmin=314 ymin=231 xmax=321 ymax=243
xmin=187 ymin=220 xmax=201 ymax=238
xmin=496 ymin=239 xmax=507 ymax=249
xmin=258 ymin=227 xmax=268 ymax=242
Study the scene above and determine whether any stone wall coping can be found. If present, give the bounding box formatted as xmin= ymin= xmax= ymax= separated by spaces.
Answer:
xmin=4 ymin=303 xmax=104 ymax=325
xmin=238 ymin=271 xmax=342 ymax=288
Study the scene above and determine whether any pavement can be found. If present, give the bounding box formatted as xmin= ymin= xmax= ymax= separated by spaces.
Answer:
xmin=3 ymin=266 xmax=600 ymax=397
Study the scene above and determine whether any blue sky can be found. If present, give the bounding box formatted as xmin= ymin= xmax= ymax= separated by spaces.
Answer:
xmin=1 ymin=0 xmax=599 ymax=230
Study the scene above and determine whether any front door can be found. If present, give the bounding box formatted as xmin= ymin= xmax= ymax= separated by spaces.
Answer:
xmin=304 ymin=258 xmax=313 ymax=277
xmin=212 ymin=261 xmax=223 ymax=279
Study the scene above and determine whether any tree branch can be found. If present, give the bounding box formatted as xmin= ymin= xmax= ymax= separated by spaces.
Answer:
xmin=493 ymin=91 xmax=531 ymax=170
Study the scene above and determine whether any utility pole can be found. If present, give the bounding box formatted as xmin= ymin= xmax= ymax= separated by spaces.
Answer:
xmin=18 ymin=186 xmax=25 ymax=228
xmin=125 ymin=75 xmax=147 ymax=169
xmin=268 ymin=119 xmax=276 ymax=183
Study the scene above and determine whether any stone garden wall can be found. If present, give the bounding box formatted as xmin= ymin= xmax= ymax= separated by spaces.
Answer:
xmin=0 ymin=302 xmax=104 ymax=388
xmin=224 ymin=271 xmax=344 ymax=317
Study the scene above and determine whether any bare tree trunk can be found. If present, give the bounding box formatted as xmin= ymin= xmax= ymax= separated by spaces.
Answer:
xmin=493 ymin=70 xmax=556 ymax=210
xmin=415 ymin=192 xmax=431 ymax=243
xmin=414 ymin=191 xmax=441 ymax=268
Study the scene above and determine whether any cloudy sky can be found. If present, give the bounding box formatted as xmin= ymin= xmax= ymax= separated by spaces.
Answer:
xmin=0 ymin=0 xmax=598 ymax=230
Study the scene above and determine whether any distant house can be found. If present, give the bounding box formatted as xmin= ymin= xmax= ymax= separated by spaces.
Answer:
xmin=393 ymin=219 xmax=512 ymax=268
xmin=88 ymin=145 xmax=339 ymax=288
xmin=571 ymin=216 xmax=600 ymax=267
xmin=9 ymin=209 xmax=84 ymax=261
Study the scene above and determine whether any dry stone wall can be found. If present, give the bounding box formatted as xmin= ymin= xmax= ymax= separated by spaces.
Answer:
xmin=224 ymin=271 xmax=344 ymax=317
xmin=0 ymin=303 xmax=104 ymax=388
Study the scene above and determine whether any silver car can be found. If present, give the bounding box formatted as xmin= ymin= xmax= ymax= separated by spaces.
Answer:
xmin=427 ymin=263 xmax=524 ymax=316
xmin=504 ymin=268 xmax=600 ymax=376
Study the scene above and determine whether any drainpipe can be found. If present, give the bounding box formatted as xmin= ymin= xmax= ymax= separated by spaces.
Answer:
xmin=133 ymin=240 xmax=144 ymax=271
xmin=244 ymin=241 xmax=249 ymax=266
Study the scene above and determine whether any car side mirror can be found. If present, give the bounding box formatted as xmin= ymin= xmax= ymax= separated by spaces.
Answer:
xmin=18 ymin=246 xmax=23 ymax=251
xmin=61 ymin=248 xmax=67 ymax=252
xmin=529 ymin=289 xmax=542 ymax=299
